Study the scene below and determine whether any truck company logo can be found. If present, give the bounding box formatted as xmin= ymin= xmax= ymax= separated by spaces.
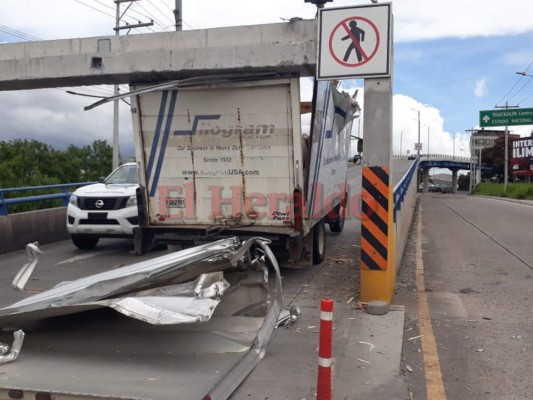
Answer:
xmin=146 ymin=89 xmax=277 ymax=197
xmin=174 ymin=114 xmax=275 ymax=139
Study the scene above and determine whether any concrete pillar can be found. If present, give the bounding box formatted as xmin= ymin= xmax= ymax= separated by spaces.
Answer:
xmin=451 ymin=169 xmax=458 ymax=193
xmin=360 ymin=77 xmax=395 ymax=304
xmin=422 ymin=169 xmax=430 ymax=193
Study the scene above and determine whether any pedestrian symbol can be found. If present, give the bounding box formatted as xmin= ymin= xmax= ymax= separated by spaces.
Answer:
xmin=329 ymin=16 xmax=380 ymax=67
xmin=317 ymin=4 xmax=391 ymax=80
xmin=341 ymin=20 xmax=366 ymax=63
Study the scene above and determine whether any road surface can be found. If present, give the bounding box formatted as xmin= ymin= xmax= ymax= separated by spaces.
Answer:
xmin=397 ymin=193 xmax=532 ymax=400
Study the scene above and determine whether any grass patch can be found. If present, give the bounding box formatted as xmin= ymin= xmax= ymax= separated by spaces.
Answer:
xmin=475 ymin=182 xmax=533 ymax=200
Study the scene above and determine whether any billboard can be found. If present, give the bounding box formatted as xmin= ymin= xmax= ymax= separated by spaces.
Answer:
xmin=511 ymin=137 xmax=533 ymax=176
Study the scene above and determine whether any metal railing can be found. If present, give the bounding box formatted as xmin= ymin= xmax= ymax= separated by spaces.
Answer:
xmin=393 ymin=154 xmax=471 ymax=162
xmin=0 ymin=182 xmax=95 ymax=216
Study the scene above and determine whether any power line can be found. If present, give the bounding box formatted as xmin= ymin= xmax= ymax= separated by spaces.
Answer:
xmin=0 ymin=25 xmax=41 ymax=41
xmin=495 ymin=58 xmax=533 ymax=107
xmin=507 ymin=75 xmax=532 ymax=103
xmin=73 ymin=0 xmax=116 ymax=19
xmin=144 ymin=1 xmax=174 ymax=25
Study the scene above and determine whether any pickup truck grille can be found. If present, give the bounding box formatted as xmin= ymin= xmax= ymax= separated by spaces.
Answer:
xmin=78 ymin=197 xmax=129 ymax=210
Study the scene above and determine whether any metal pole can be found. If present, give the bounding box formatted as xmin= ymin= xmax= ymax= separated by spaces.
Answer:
xmin=495 ymin=101 xmax=519 ymax=191
xmin=427 ymin=126 xmax=430 ymax=156
xmin=478 ymin=148 xmax=482 ymax=184
xmin=453 ymin=132 xmax=455 ymax=160
xmin=400 ymin=130 xmax=403 ymax=156
xmin=113 ymin=1 xmax=120 ymax=170
xmin=174 ymin=0 xmax=182 ymax=31
xmin=417 ymin=110 xmax=420 ymax=157
xmin=504 ymin=127 xmax=509 ymax=191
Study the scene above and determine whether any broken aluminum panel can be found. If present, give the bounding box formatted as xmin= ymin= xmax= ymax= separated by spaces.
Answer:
xmin=4 ymin=237 xmax=242 ymax=325
xmin=0 ymin=237 xmax=283 ymax=400
xmin=11 ymin=242 xmax=41 ymax=291
xmin=0 ymin=330 xmax=24 ymax=364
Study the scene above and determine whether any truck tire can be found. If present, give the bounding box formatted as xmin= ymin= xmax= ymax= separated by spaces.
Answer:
xmin=329 ymin=206 xmax=345 ymax=233
xmin=71 ymin=234 xmax=99 ymax=250
xmin=313 ymin=220 xmax=326 ymax=265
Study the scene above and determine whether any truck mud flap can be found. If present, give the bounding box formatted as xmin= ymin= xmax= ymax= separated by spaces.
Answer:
xmin=1 ymin=237 xmax=285 ymax=400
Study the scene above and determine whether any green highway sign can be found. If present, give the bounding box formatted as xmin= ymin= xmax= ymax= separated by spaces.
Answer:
xmin=480 ymin=108 xmax=533 ymax=127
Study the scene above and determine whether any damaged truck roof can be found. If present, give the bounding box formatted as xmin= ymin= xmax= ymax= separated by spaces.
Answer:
xmin=0 ymin=237 xmax=286 ymax=400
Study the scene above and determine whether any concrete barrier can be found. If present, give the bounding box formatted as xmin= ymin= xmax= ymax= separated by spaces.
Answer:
xmin=0 ymin=208 xmax=68 ymax=254
xmin=393 ymin=161 xmax=418 ymax=270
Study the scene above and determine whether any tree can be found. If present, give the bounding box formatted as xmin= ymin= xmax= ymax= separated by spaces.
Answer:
xmin=0 ymin=139 xmax=113 ymax=213
xmin=481 ymin=136 xmax=512 ymax=182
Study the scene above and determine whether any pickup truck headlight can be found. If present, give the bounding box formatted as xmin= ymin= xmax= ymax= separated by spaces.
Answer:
xmin=69 ymin=194 xmax=78 ymax=207
xmin=126 ymin=195 xmax=137 ymax=208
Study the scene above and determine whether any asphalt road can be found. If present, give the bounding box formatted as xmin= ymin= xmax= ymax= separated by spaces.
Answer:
xmin=397 ymin=193 xmax=533 ymax=400
xmin=0 ymin=160 xmax=418 ymax=399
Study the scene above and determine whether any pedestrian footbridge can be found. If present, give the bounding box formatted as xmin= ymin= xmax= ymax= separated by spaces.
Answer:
xmin=395 ymin=154 xmax=473 ymax=193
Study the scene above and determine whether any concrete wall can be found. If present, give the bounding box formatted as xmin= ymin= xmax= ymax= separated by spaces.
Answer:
xmin=394 ymin=164 xmax=419 ymax=270
xmin=0 ymin=208 xmax=68 ymax=254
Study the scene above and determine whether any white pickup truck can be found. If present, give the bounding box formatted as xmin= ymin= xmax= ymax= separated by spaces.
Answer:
xmin=66 ymin=162 xmax=139 ymax=249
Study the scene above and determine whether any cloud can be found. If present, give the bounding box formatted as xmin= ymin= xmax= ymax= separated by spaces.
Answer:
xmin=1 ymin=0 xmax=533 ymax=44
xmin=474 ymin=79 xmax=488 ymax=98
xmin=0 ymin=88 xmax=134 ymax=156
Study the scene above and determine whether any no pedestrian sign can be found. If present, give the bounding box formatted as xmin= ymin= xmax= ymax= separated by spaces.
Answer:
xmin=317 ymin=3 xmax=391 ymax=80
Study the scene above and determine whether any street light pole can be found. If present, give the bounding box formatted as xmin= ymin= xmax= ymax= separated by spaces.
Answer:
xmin=400 ymin=130 xmax=404 ymax=156
xmin=495 ymin=99 xmax=519 ymax=192
xmin=427 ymin=126 xmax=430 ymax=156
xmin=453 ymin=132 xmax=456 ymax=160
xmin=417 ymin=110 xmax=421 ymax=157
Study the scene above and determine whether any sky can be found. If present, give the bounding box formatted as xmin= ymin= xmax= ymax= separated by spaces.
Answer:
xmin=0 ymin=0 xmax=532 ymax=164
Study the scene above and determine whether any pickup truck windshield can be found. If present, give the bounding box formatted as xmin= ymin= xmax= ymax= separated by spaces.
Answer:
xmin=105 ymin=164 xmax=138 ymax=184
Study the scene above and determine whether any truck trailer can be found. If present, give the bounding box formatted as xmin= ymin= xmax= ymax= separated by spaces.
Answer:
xmin=130 ymin=77 xmax=359 ymax=266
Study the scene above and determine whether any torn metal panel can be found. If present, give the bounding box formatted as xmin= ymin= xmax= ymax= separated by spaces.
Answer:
xmin=11 ymin=242 xmax=41 ymax=291
xmin=0 ymin=330 xmax=24 ymax=364
xmin=0 ymin=237 xmax=284 ymax=400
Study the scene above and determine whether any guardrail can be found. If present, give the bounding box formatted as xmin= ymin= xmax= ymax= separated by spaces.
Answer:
xmin=0 ymin=182 xmax=95 ymax=216
xmin=392 ymin=158 xmax=419 ymax=270
xmin=393 ymin=154 xmax=471 ymax=162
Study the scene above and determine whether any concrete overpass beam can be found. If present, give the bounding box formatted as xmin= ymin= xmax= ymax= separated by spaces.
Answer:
xmin=0 ymin=20 xmax=317 ymax=90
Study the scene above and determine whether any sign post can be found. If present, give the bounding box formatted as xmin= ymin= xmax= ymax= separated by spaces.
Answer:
xmin=318 ymin=3 xmax=394 ymax=303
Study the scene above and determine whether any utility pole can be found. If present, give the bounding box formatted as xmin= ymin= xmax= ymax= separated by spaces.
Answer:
xmin=411 ymin=109 xmax=421 ymax=157
xmin=173 ymin=0 xmax=182 ymax=31
xmin=465 ymin=128 xmax=475 ymax=194
xmin=452 ymin=132 xmax=455 ymax=160
xmin=494 ymin=101 xmax=519 ymax=192
xmin=400 ymin=130 xmax=404 ymax=156
xmin=112 ymin=0 xmax=154 ymax=169
xmin=427 ymin=126 xmax=430 ymax=156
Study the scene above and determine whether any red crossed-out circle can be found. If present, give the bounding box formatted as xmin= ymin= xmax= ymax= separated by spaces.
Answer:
xmin=328 ymin=16 xmax=380 ymax=67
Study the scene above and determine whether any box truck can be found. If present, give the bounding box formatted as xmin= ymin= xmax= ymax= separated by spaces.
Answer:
xmin=130 ymin=77 xmax=359 ymax=265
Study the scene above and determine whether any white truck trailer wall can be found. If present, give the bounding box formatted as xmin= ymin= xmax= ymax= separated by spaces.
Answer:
xmin=306 ymin=81 xmax=354 ymax=221
xmin=132 ymin=79 xmax=301 ymax=227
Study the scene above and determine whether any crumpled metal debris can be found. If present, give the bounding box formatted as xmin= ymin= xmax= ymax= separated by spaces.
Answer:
xmin=0 ymin=330 xmax=25 ymax=364
xmin=12 ymin=242 xmax=42 ymax=291
xmin=1 ymin=237 xmax=284 ymax=400
xmin=3 ymin=237 xmax=279 ymax=326
xmin=276 ymin=306 xmax=302 ymax=328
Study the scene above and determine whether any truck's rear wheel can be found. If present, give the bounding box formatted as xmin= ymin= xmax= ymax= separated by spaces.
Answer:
xmin=71 ymin=234 xmax=99 ymax=250
xmin=329 ymin=205 xmax=345 ymax=233
xmin=313 ymin=220 xmax=326 ymax=264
